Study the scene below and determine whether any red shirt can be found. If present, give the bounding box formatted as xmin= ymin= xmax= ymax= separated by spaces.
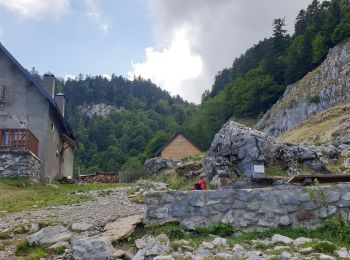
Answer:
xmin=198 ymin=179 xmax=207 ymax=190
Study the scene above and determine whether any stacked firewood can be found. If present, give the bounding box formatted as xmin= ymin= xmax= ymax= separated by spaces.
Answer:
xmin=79 ymin=172 xmax=119 ymax=183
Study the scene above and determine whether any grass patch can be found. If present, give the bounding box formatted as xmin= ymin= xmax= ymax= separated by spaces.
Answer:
xmin=265 ymin=165 xmax=288 ymax=177
xmin=194 ymin=223 xmax=235 ymax=237
xmin=0 ymin=177 xmax=129 ymax=214
xmin=299 ymin=241 xmax=336 ymax=254
xmin=15 ymin=239 xmax=48 ymax=260
xmin=130 ymin=194 xmax=145 ymax=204
xmin=148 ymin=170 xmax=195 ymax=191
xmin=235 ymin=117 xmax=260 ymax=127
xmin=181 ymin=153 xmax=206 ymax=163
xmin=115 ymin=215 xmax=350 ymax=252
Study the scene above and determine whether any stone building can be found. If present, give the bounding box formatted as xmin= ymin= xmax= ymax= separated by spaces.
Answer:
xmin=155 ymin=132 xmax=202 ymax=160
xmin=0 ymin=42 xmax=77 ymax=181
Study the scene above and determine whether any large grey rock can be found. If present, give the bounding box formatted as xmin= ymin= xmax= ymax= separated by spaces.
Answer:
xmin=293 ymin=237 xmax=312 ymax=246
xmin=100 ymin=214 xmax=143 ymax=241
xmin=203 ymin=156 xmax=234 ymax=180
xmin=144 ymin=157 xmax=179 ymax=175
xmin=71 ymin=236 xmax=112 ymax=260
xmin=71 ymin=222 xmax=93 ymax=232
xmin=175 ymin=162 xmax=203 ymax=178
xmin=271 ymin=234 xmax=293 ymax=244
xmin=256 ymin=38 xmax=350 ymax=137
xmin=133 ymin=234 xmax=172 ymax=259
xmin=207 ymin=120 xmax=327 ymax=176
xmin=27 ymin=225 xmax=72 ymax=246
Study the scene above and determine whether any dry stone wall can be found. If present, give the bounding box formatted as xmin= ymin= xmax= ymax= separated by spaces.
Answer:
xmin=0 ymin=150 xmax=41 ymax=183
xmin=145 ymin=184 xmax=350 ymax=230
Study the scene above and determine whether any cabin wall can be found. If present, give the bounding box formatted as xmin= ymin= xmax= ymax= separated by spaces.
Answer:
xmin=160 ymin=134 xmax=202 ymax=159
xmin=60 ymin=145 xmax=74 ymax=178
xmin=0 ymin=51 xmax=49 ymax=180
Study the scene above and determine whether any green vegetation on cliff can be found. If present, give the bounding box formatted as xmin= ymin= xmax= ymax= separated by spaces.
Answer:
xmin=186 ymin=0 xmax=350 ymax=148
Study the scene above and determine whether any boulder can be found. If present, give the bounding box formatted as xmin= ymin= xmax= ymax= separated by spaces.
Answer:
xmin=340 ymin=137 xmax=350 ymax=144
xmin=144 ymin=157 xmax=179 ymax=175
xmin=133 ymin=234 xmax=172 ymax=259
xmin=207 ymin=120 xmax=328 ymax=176
xmin=27 ymin=225 xmax=72 ymax=246
xmin=71 ymin=222 xmax=93 ymax=232
xmin=71 ymin=236 xmax=112 ymax=260
xmin=344 ymin=159 xmax=350 ymax=169
xmin=203 ymin=156 xmax=235 ymax=180
xmin=100 ymin=214 xmax=143 ymax=241
xmin=271 ymin=234 xmax=293 ymax=244
xmin=293 ymin=237 xmax=312 ymax=246
xmin=175 ymin=161 xmax=203 ymax=178
xmin=212 ymin=237 xmax=227 ymax=248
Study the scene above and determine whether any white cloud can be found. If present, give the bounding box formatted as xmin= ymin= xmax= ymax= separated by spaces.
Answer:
xmin=0 ymin=27 xmax=3 ymax=38
xmin=85 ymin=0 xmax=109 ymax=34
xmin=101 ymin=74 xmax=111 ymax=80
xmin=0 ymin=0 xmax=70 ymax=20
xmin=131 ymin=0 xmax=313 ymax=103
xmin=128 ymin=28 xmax=203 ymax=100
xmin=64 ymin=74 xmax=77 ymax=81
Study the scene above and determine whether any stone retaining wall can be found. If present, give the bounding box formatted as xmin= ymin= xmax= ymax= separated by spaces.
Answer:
xmin=0 ymin=150 xmax=41 ymax=183
xmin=145 ymin=184 xmax=350 ymax=230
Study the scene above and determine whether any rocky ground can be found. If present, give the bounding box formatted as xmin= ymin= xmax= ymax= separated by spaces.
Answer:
xmin=131 ymin=233 xmax=350 ymax=260
xmin=0 ymin=187 xmax=145 ymax=259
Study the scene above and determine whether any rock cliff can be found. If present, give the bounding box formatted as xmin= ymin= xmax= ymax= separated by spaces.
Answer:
xmin=256 ymin=38 xmax=350 ymax=136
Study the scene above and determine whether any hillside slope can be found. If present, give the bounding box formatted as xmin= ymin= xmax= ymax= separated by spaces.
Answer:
xmin=256 ymin=38 xmax=350 ymax=136
xmin=280 ymin=102 xmax=350 ymax=144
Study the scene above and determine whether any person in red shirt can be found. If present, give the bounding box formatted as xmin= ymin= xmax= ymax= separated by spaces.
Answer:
xmin=193 ymin=175 xmax=207 ymax=190
xmin=198 ymin=175 xmax=207 ymax=190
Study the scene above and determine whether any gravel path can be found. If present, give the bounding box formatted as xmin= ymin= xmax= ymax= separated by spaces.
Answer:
xmin=0 ymin=188 xmax=145 ymax=232
xmin=0 ymin=188 xmax=145 ymax=259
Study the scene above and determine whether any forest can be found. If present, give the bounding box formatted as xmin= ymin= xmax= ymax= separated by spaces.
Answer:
xmin=30 ymin=0 xmax=350 ymax=173
xmin=186 ymin=0 xmax=350 ymax=148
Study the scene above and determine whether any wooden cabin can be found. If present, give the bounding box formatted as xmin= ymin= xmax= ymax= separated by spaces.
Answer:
xmin=155 ymin=132 xmax=202 ymax=160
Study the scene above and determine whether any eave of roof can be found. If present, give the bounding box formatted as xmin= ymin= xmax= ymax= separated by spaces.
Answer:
xmin=155 ymin=131 xmax=203 ymax=157
xmin=0 ymin=42 xmax=77 ymax=145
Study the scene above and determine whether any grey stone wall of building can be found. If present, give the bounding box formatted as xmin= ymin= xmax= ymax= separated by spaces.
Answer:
xmin=0 ymin=150 xmax=41 ymax=183
xmin=145 ymin=184 xmax=350 ymax=230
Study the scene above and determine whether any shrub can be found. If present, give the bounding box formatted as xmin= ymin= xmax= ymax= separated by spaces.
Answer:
xmin=322 ymin=214 xmax=350 ymax=243
xmin=195 ymin=223 xmax=235 ymax=237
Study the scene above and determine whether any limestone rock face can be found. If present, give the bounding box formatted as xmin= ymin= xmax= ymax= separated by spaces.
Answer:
xmin=207 ymin=120 xmax=327 ymax=176
xmin=144 ymin=157 xmax=179 ymax=175
xmin=256 ymin=38 xmax=350 ymax=136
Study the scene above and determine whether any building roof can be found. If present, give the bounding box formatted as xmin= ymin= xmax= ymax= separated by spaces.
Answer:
xmin=0 ymin=42 xmax=77 ymax=144
xmin=155 ymin=131 xmax=203 ymax=157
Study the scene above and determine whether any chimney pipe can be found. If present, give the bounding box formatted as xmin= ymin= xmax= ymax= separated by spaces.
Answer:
xmin=55 ymin=92 xmax=65 ymax=117
xmin=43 ymin=72 xmax=55 ymax=99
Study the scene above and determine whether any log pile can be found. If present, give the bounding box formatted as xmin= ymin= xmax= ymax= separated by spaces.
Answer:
xmin=79 ymin=172 xmax=119 ymax=183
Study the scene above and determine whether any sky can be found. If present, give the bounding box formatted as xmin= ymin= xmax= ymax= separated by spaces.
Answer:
xmin=0 ymin=0 xmax=315 ymax=103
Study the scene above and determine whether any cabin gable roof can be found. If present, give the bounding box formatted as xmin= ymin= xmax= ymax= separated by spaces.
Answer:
xmin=155 ymin=131 xmax=202 ymax=157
